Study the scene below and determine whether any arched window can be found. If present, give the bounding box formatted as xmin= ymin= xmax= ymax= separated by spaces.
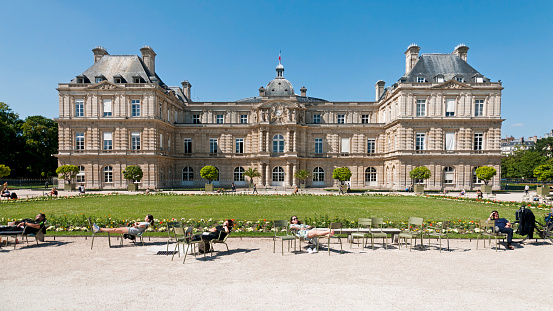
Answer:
xmin=444 ymin=167 xmax=454 ymax=184
xmin=77 ymin=165 xmax=85 ymax=183
xmin=234 ymin=167 xmax=245 ymax=181
xmin=365 ymin=167 xmax=377 ymax=182
xmin=104 ymin=166 xmax=113 ymax=183
xmin=273 ymin=134 xmax=285 ymax=153
xmin=272 ymin=166 xmax=284 ymax=182
xmin=182 ymin=167 xmax=194 ymax=181
xmin=472 ymin=166 xmax=481 ymax=184
xmin=313 ymin=167 xmax=324 ymax=182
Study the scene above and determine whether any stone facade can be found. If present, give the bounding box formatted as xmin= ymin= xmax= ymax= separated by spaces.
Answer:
xmin=56 ymin=44 xmax=503 ymax=190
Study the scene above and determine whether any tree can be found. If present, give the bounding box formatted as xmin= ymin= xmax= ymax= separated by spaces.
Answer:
xmin=21 ymin=115 xmax=58 ymax=177
xmin=332 ymin=167 xmax=352 ymax=185
xmin=243 ymin=167 xmax=261 ymax=184
xmin=0 ymin=102 xmax=25 ymax=176
xmin=123 ymin=165 xmax=143 ymax=183
xmin=0 ymin=164 xmax=10 ymax=178
xmin=501 ymin=149 xmax=546 ymax=179
xmin=475 ymin=166 xmax=497 ymax=185
xmin=533 ymin=164 xmax=553 ymax=185
xmin=200 ymin=166 xmax=219 ymax=184
xmin=56 ymin=165 xmax=79 ymax=184
xmin=534 ymin=137 xmax=553 ymax=158
xmin=294 ymin=169 xmax=311 ymax=185
xmin=409 ymin=166 xmax=431 ymax=184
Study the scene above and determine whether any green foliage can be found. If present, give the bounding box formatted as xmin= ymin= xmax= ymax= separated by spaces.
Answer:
xmin=21 ymin=115 xmax=58 ymax=177
xmin=409 ymin=166 xmax=431 ymax=182
xmin=533 ymin=164 xmax=553 ymax=184
xmin=0 ymin=164 xmax=10 ymax=178
xmin=501 ymin=149 xmax=548 ymax=178
xmin=200 ymin=165 xmax=219 ymax=184
xmin=332 ymin=167 xmax=352 ymax=184
xmin=123 ymin=165 xmax=143 ymax=182
xmin=0 ymin=102 xmax=25 ymax=176
xmin=475 ymin=166 xmax=497 ymax=185
xmin=243 ymin=167 xmax=261 ymax=184
xmin=56 ymin=165 xmax=79 ymax=183
xmin=534 ymin=137 xmax=553 ymax=158
xmin=294 ymin=169 xmax=311 ymax=184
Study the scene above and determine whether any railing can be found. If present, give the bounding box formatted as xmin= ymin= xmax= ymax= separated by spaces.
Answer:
xmin=0 ymin=178 xmax=56 ymax=190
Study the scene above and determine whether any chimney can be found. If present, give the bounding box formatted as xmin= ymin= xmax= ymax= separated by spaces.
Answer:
xmin=375 ymin=80 xmax=386 ymax=101
xmin=181 ymin=80 xmax=192 ymax=100
xmin=92 ymin=46 xmax=108 ymax=63
xmin=300 ymin=86 xmax=307 ymax=97
xmin=258 ymin=86 xmax=266 ymax=97
xmin=140 ymin=46 xmax=157 ymax=75
xmin=453 ymin=44 xmax=469 ymax=62
xmin=405 ymin=44 xmax=420 ymax=74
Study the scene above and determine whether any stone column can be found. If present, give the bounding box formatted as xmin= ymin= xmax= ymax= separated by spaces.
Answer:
xmin=266 ymin=131 xmax=270 ymax=152
xmin=286 ymin=130 xmax=290 ymax=152
xmin=265 ymin=164 xmax=270 ymax=186
xmin=292 ymin=164 xmax=297 ymax=186
xmin=287 ymin=163 xmax=292 ymax=186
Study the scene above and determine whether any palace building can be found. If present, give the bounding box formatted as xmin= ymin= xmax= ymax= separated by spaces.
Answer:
xmin=56 ymin=44 xmax=503 ymax=190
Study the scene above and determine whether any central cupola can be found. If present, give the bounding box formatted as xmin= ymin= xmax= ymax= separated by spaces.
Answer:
xmin=265 ymin=61 xmax=294 ymax=96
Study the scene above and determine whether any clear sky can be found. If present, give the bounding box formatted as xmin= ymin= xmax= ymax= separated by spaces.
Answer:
xmin=1 ymin=0 xmax=552 ymax=139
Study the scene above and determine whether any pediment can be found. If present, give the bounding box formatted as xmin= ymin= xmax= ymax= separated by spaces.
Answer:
xmin=432 ymin=79 xmax=471 ymax=89
xmin=257 ymin=100 xmax=299 ymax=109
xmin=87 ymin=81 xmax=123 ymax=90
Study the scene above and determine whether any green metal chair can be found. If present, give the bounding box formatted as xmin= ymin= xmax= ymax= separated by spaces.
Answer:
xmin=165 ymin=221 xmax=182 ymax=255
xmin=318 ymin=222 xmax=343 ymax=255
xmin=370 ymin=218 xmax=388 ymax=250
xmin=88 ymin=217 xmax=112 ymax=249
xmin=273 ymin=220 xmax=297 ymax=255
xmin=172 ymin=226 xmax=203 ymax=263
xmin=350 ymin=218 xmax=372 ymax=248
xmin=476 ymin=219 xmax=506 ymax=251
xmin=427 ymin=220 xmax=450 ymax=252
xmin=209 ymin=230 xmax=231 ymax=255
xmin=398 ymin=217 xmax=425 ymax=251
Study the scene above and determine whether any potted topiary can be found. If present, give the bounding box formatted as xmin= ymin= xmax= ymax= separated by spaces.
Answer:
xmin=534 ymin=164 xmax=553 ymax=196
xmin=123 ymin=165 xmax=143 ymax=191
xmin=409 ymin=166 xmax=431 ymax=193
xmin=332 ymin=167 xmax=352 ymax=194
xmin=294 ymin=169 xmax=311 ymax=189
xmin=475 ymin=166 xmax=497 ymax=193
xmin=200 ymin=165 xmax=219 ymax=192
xmin=56 ymin=165 xmax=79 ymax=191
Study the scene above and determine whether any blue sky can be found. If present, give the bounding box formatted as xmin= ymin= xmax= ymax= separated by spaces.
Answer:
xmin=1 ymin=0 xmax=552 ymax=139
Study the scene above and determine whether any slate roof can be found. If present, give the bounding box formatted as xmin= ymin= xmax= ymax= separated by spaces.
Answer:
xmin=402 ymin=54 xmax=488 ymax=83
xmin=235 ymin=95 xmax=327 ymax=103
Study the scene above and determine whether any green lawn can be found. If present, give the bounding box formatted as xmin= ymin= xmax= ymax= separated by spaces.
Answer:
xmin=2 ymin=194 xmax=521 ymax=222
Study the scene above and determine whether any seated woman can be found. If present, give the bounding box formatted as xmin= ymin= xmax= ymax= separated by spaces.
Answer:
xmin=93 ymin=214 xmax=154 ymax=236
xmin=49 ymin=187 xmax=58 ymax=197
xmin=1 ymin=182 xmax=10 ymax=198
xmin=289 ymin=216 xmax=334 ymax=239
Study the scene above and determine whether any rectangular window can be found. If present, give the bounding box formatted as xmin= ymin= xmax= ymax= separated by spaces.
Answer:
xmin=474 ymin=133 xmax=483 ymax=150
xmin=475 ymin=77 xmax=484 ymax=83
xmin=210 ymin=138 xmax=218 ymax=153
xmin=103 ymin=132 xmax=112 ymax=150
xmin=95 ymin=77 xmax=103 ymax=83
xmin=240 ymin=114 xmax=248 ymax=124
xmin=75 ymin=100 xmax=84 ymax=117
xmin=160 ymin=134 xmax=163 ymax=150
xmin=416 ymin=99 xmax=426 ymax=117
xmin=174 ymin=111 xmax=178 ymax=123
xmin=445 ymin=132 xmax=455 ymax=151
xmin=103 ymin=99 xmax=112 ymax=117
xmin=361 ymin=114 xmax=369 ymax=124
xmin=341 ymin=137 xmax=350 ymax=153
xmin=475 ymin=100 xmax=484 ymax=117
xmin=193 ymin=114 xmax=201 ymax=124
xmin=183 ymin=138 xmax=192 ymax=154
xmin=456 ymin=77 xmax=464 ymax=83
xmin=436 ymin=76 xmax=445 ymax=83
xmin=444 ymin=167 xmax=454 ymax=184
xmin=337 ymin=114 xmax=345 ymax=124
xmin=367 ymin=139 xmax=376 ymax=154
xmin=417 ymin=77 xmax=426 ymax=83
xmin=315 ymin=138 xmax=323 ymax=154
xmin=416 ymin=133 xmax=425 ymax=150
xmin=313 ymin=114 xmax=321 ymax=124
xmin=131 ymin=100 xmax=140 ymax=117
xmin=445 ymin=99 xmax=455 ymax=117
xmin=76 ymin=166 xmax=85 ymax=183
xmin=131 ymin=132 xmax=140 ymax=150
xmin=76 ymin=132 xmax=84 ymax=150
xmin=235 ymin=138 xmax=244 ymax=154
xmin=216 ymin=115 xmax=224 ymax=124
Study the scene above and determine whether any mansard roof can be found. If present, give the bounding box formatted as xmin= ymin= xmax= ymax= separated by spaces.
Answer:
xmin=401 ymin=54 xmax=489 ymax=83
xmin=236 ymin=95 xmax=327 ymax=103
xmin=70 ymin=55 xmax=169 ymax=88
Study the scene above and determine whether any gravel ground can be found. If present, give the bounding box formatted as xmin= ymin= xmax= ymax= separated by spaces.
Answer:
xmin=1 ymin=236 xmax=551 ymax=310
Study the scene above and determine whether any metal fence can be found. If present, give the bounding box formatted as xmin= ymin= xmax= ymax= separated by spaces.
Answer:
xmin=0 ymin=178 xmax=56 ymax=190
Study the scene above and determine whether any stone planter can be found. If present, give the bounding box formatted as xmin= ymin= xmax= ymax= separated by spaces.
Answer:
xmin=64 ymin=183 xmax=76 ymax=191
xmin=299 ymin=184 xmax=306 ymax=190
xmin=413 ymin=184 xmax=425 ymax=193
xmin=537 ymin=186 xmax=550 ymax=196
xmin=205 ymin=184 xmax=214 ymax=192
xmin=481 ymin=185 xmax=492 ymax=194
xmin=127 ymin=183 xmax=138 ymax=192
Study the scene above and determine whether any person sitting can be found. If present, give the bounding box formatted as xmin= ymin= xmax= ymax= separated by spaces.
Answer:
xmin=49 ymin=187 xmax=58 ymax=197
xmin=460 ymin=189 xmax=466 ymax=196
xmin=488 ymin=210 xmax=514 ymax=250
xmin=292 ymin=186 xmax=299 ymax=195
xmin=289 ymin=216 xmax=334 ymax=252
xmin=1 ymin=182 xmax=10 ymax=198
xmin=476 ymin=189 xmax=483 ymax=199
xmin=93 ymin=214 xmax=154 ymax=238
xmin=78 ymin=184 xmax=85 ymax=194
xmin=3 ymin=213 xmax=47 ymax=235
xmin=191 ymin=219 xmax=234 ymax=242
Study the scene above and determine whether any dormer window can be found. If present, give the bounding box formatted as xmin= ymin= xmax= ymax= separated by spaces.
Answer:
xmin=455 ymin=77 xmax=465 ymax=83
xmin=475 ymin=76 xmax=484 ymax=83
xmin=417 ymin=77 xmax=427 ymax=83
xmin=76 ymin=75 xmax=87 ymax=84
xmin=132 ymin=75 xmax=143 ymax=83
xmin=113 ymin=75 xmax=125 ymax=84
xmin=435 ymin=75 xmax=445 ymax=83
